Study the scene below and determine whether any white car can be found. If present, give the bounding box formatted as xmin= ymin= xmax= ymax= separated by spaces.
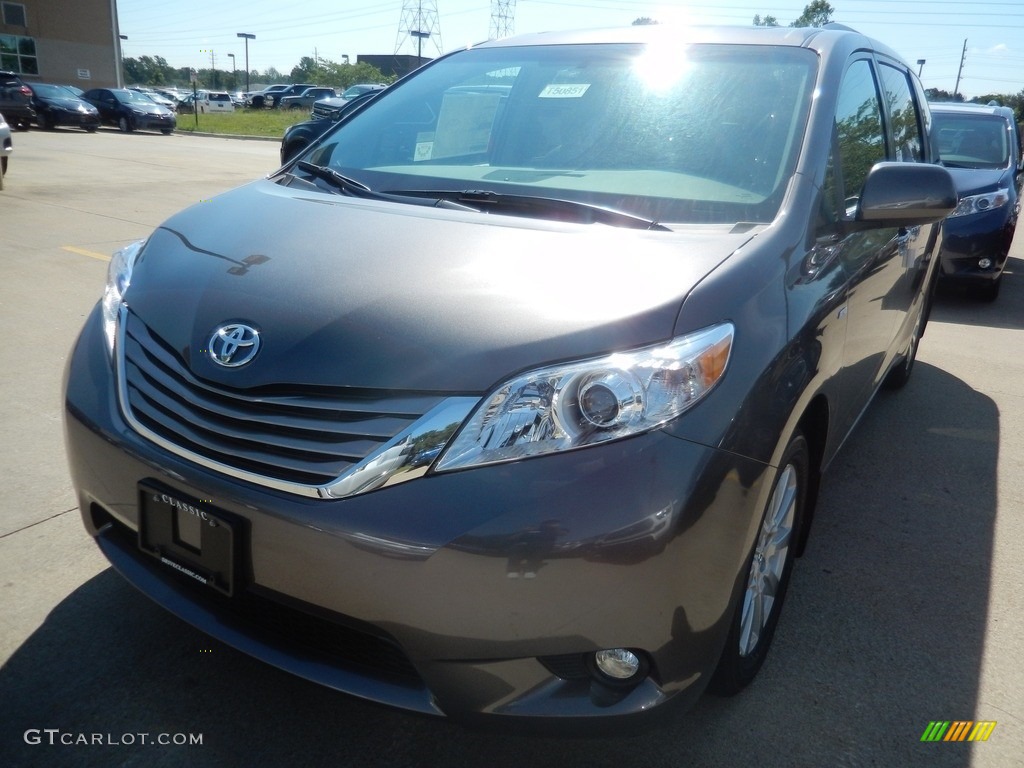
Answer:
xmin=197 ymin=92 xmax=235 ymax=114
xmin=0 ymin=111 xmax=11 ymax=190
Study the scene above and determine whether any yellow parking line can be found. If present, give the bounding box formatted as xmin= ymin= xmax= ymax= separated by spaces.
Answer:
xmin=62 ymin=245 xmax=111 ymax=262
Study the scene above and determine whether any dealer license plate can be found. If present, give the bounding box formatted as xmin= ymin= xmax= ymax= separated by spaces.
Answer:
xmin=138 ymin=483 xmax=239 ymax=596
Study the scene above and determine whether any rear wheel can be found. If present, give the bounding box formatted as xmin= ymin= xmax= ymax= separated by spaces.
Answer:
xmin=711 ymin=432 xmax=808 ymax=695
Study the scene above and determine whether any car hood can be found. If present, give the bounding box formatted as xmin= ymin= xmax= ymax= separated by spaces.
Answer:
xmin=945 ymin=166 xmax=1013 ymax=195
xmin=126 ymin=179 xmax=752 ymax=392
xmin=42 ymin=96 xmax=96 ymax=111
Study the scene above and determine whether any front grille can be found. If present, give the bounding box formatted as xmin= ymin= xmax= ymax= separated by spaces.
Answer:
xmin=119 ymin=312 xmax=443 ymax=488
xmin=310 ymin=104 xmax=336 ymax=120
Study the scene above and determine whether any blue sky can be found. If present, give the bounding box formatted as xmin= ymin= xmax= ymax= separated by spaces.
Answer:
xmin=117 ymin=0 xmax=1024 ymax=98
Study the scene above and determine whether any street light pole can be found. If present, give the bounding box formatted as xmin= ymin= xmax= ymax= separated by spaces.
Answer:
xmin=916 ymin=59 xmax=926 ymax=78
xmin=237 ymin=33 xmax=255 ymax=93
xmin=227 ymin=53 xmax=236 ymax=91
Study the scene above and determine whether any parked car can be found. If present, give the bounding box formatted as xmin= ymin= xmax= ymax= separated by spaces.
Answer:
xmin=931 ymin=102 xmax=1023 ymax=301
xmin=311 ymin=83 xmax=387 ymax=121
xmin=279 ymin=89 xmax=381 ymax=164
xmin=128 ymin=87 xmax=177 ymax=111
xmin=174 ymin=93 xmax=197 ymax=114
xmin=229 ymin=91 xmax=247 ymax=107
xmin=278 ymin=86 xmax=337 ymax=111
xmin=0 ymin=111 xmax=11 ymax=190
xmin=197 ymin=91 xmax=235 ymax=114
xmin=247 ymin=84 xmax=289 ymax=108
xmin=249 ymin=83 xmax=316 ymax=109
xmin=81 ymin=88 xmax=177 ymax=134
xmin=0 ymin=70 xmax=34 ymax=130
xmin=28 ymin=83 xmax=100 ymax=131
xmin=64 ymin=25 xmax=955 ymax=729
xmin=269 ymin=83 xmax=318 ymax=108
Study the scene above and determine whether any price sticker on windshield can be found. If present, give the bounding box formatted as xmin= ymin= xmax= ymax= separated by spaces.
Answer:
xmin=538 ymin=83 xmax=591 ymax=99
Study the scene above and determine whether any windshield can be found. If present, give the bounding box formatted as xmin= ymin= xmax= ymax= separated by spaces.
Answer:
xmin=306 ymin=43 xmax=816 ymax=225
xmin=116 ymin=90 xmax=160 ymax=106
xmin=32 ymin=84 xmax=74 ymax=99
xmin=934 ymin=112 xmax=1012 ymax=169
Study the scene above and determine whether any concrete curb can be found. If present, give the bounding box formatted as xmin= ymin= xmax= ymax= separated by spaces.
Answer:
xmin=176 ymin=130 xmax=280 ymax=142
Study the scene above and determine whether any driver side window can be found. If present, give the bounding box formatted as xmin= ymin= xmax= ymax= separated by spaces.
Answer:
xmin=832 ymin=59 xmax=886 ymax=219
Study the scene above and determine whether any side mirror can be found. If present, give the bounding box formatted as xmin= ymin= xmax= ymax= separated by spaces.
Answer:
xmin=856 ymin=162 xmax=957 ymax=227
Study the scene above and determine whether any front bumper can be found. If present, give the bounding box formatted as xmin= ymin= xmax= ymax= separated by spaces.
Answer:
xmin=135 ymin=113 xmax=177 ymax=132
xmin=938 ymin=204 xmax=1017 ymax=285
xmin=49 ymin=110 xmax=100 ymax=129
xmin=64 ymin=304 xmax=770 ymax=727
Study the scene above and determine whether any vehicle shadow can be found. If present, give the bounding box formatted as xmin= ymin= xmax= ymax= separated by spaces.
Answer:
xmin=0 ymin=362 xmax=997 ymax=768
xmin=932 ymin=254 xmax=1023 ymax=331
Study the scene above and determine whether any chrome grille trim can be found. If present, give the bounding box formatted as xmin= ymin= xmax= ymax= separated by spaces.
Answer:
xmin=116 ymin=307 xmax=478 ymax=499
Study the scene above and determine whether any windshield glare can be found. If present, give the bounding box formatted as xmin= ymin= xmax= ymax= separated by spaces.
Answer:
xmin=308 ymin=43 xmax=817 ymax=224
xmin=934 ymin=113 xmax=1012 ymax=169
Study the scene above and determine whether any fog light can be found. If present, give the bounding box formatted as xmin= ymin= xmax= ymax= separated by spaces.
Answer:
xmin=978 ymin=258 xmax=993 ymax=269
xmin=594 ymin=648 xmax=641 ymax=680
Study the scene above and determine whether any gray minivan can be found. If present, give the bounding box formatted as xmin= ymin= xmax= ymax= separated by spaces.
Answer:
xmin=64 ymin=24 xmax=954 ymax=728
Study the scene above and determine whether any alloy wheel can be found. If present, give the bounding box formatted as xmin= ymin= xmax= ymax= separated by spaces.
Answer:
xmin=738 ymin=463 xmax=798 ymax=657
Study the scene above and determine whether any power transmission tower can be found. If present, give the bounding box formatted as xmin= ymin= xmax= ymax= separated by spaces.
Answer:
xmin=490 ymin=0 xmax=516 ymax=39
xmin=395 ymin=0 xmax=443 ymax=62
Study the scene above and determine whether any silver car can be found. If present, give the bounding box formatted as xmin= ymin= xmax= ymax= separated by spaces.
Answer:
xmin=64 ymin=25 xmax=954 ymax=729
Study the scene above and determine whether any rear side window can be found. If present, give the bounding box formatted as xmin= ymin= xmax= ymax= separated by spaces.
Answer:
xmin=833 ymin=58 xmax=885 ymax=210
xmin=878 ymin=63 xmax=924 ymax=162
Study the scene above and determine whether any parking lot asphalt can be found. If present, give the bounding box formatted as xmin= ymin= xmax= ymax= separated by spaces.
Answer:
xmin=1 ymin=129 xmax=1022 ymax=767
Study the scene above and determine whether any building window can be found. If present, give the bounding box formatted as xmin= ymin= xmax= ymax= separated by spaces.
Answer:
xmin=0 ymin=34 xmax=36 ymax=75
xmin=2 ymin=2 xmax=27 ymax=27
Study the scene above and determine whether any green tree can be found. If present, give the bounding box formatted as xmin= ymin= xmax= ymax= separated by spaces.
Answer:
xmin=790 ymin=0 xmax=834 ymax=27
xmin=753 ymin=14 xmax=780 ymax=26
xmin=926 ymin=88 xmax=963 ymax=103
xmin=290 ymin=56 xmax=320 ymax=83
xmin=122 ymin=55 xmax=174 ymax=86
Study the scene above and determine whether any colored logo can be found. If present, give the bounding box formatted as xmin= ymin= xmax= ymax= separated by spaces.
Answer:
xmin=921 ymin=721 xmax=997 ymax=742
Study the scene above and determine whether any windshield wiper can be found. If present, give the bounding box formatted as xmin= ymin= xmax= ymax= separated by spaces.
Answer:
xmin=384 ymin=189 xmax=670 ymax=230
xmin=293 ymin=162 xmax=476 ymax=211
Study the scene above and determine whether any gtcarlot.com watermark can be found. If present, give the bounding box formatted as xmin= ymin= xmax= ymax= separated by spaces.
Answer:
xmin=24 ymin=729 xmax=203 ymax=747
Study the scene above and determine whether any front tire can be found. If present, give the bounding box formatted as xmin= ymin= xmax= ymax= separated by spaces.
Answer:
xmin=884 ymin=309 xmax=922 ymax=390
xmin=975 ymin=275 xmax=1001 ymax=302
xmin=711 ymin=432 xmax=808 ymax=695
xmin=118 ymin=116 xmax=133 ymax=133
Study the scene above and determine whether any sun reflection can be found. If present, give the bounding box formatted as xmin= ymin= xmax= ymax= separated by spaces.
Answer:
xmin=632 ymin=39 xmax=693 ymax=94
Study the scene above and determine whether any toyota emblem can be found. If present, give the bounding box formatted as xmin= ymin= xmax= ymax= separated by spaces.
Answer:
xmin=208 ymin=324 xmax=261 ymax=367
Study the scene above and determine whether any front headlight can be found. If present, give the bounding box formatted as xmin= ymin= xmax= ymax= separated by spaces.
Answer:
xmin=131 ymin=109 xmax=147 ymax=117
xmin=949 ymin=188 xmax=1009 ymax=218
xmin=101 ymin=240 xmax=144 ymax=357
xmin=435 ymin=323 xmax=733 ymax=472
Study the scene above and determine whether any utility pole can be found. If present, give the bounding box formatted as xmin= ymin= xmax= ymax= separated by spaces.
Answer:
xmin=953 ymin=39 xmax=967 ymax=100
xmin=210 ymin=50 xmax=217 ymax=89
